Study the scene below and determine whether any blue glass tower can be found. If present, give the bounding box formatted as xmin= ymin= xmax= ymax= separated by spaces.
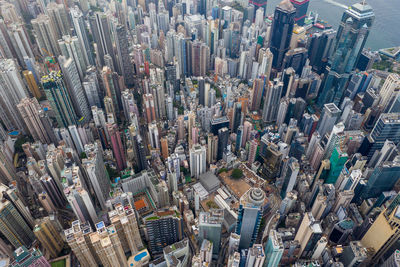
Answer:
xmin=318 ymin=2 xmax=374 ymax=107
xmin=236 ymin=188 xmax=266 ymax=249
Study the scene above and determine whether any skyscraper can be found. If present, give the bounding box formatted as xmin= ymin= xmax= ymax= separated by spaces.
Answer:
xmin=290 ymin=0 xmax=309 ymax=26
xmin=198 ymin=209 xmax=224 ymax=254
xmin=59 ymin=56 xmax=91 ymax=123
xmin=17 ymin=98 xmax=55 ymax=144
xmin=144 ymin=206 xmax=184 ymax=254
xmin=316 ymin=103 xmax=341 ymax=138
xmin=83 ymin=142 xmax=111 ymax=210
xmin=217 ymin=127 xmax=229 ymax=160
xmin=33 ymin=217 xmax=64 ymax=258
xmin=0 ymin=186 xmax=35 ymax=249
xmin=361 ymin=204 xmax=400 ymax=261
xmin=107 ymin=123 xmax=127 ymax=171
xmin=58 ymin=35 xmax=88 ymax=80
xmin=190 ymin=144 xmax=207 ymax=178
xmin=89 ymin=12 xmax=119 ymax=72
xmin=0 ymin=59 xmax=28 ymax=132
xmin=280 ymin=157 xmax=300 ymax=198
xmin=31 ymin=14 xmax=60 ymax=56
xmin=270 ymin=0 xmax=296 ymax=70
xmin=115 ymin=25 xmax=134 ymax=87
xmin=46 ymin=2 xmax=71 ymax=40
xmin=318 ymin=2 xmax=375 ymax=106
xmin=108 ymin=203 xmax=143 ymax=255
xmin=236 ymin=188 xmax=266 ymax=249
xmin=264 ymin=230 xmax=284 ymax=267
xmin=294 ymin=212 xmax=323 ymax=258
xmin=42 ymin=71 xmax=77 ymax=127
xmin=70 ymin=6 xmax=93 ymax=66
xmin=360 ymin=113 xmax=400 ymax=159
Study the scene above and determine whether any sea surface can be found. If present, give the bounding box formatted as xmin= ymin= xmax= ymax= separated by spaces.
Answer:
xmin=265 ymin=0 xmax=400 ymax=51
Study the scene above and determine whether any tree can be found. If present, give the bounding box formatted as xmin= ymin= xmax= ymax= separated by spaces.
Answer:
xmin=231 ymin=168 xmax=243 ymax=180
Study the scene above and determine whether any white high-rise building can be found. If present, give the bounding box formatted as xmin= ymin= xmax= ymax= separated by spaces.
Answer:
xmin=189 ymin=144 xmax=207 ymax=178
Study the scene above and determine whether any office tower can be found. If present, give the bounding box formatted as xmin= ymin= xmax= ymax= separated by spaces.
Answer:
xmin=58 ymin=35 xmax=87 ymax=80
xmin=59 ymin=56 xmax=91 ymax=123
xmin=265 ymin=230 xmax=284 ymax=267
xmin=211 ymin=116 xmax=230 ymax=135
xmin=258 ymin=48 xmax=273 ymax=81
xmin=115 ymin=25 xmax=134 ymax=87
xmin=232 ymin=102 xmax=242 ymax=133
xmin=294 ymin=213 xmax=323 ymax=258
xmin=270 ymin=0 xmax=296 ymax=70
xmin=144 ymin=207 xmax=183 ymax=254
xmin=290 ymin=0 xmax=309 ymax=25
xmin=217 ymin=127 xmax=229 ymax=160
xmin=17 ymin=98 xmax=54 ymax=144
xmin=358 ymin=158 xmax=400 ymax=202
xmin=143 ymin=93 xmax=156 ymax=123
xmin=283 ymin=47 xmax=308 ymax=75
xmin=307 ymin=29 xmax=336 ymax=73
xmin=262 ymin=79 xmax=283 ymax=123
xmin=42 ymin=71 xmax=77 ymax=127
xmin=62 ymin=165 xmax=98 ymax=226
xmin=70 ymin=6 xmax=93 ymax=66
xmin=10 ymin=246 xmax=50 ymax=267
xmin=236 ymin=188 xmax=266 ymax=249
xmin=83 ymin=143 xmax=110 ymax=210
xmin=251 ymin=78 xmax=265 ymax=111
xmin=280 ymin=157 xmax=300 ymax=198
xmin=0 ymin=187 xmax=35 ymax=249
xmin=22 ymin=71 xmax=41 ymax=99
xmin=379 ymin=73 xmax=400 ymax=111
xmin=107 ymin=124 xmax=127 ymax=171
xmin=382 ymin=250 xmax=400 ymax=267
xmin=89 ymin=12 xmax=119 ymax=71
xmin=46 ymin=2 xmax=70 ymax=39
xmin=148 ymin=122 xmax=160 ymax=149
xmin=31 ymin=14 xmax=60 ymax=56
xmin=33 ymin=217 xmax=64 ymax=258
xmin=260 ymin=138 xmax=283 ymax=179
xmin=108 ymin=203 xmax=143 ymax=254
xmin=198 ymin=209 xmax=224 ymax=254
xmin=316 ymin=103 xmax=340 ymax=138
xmin=339 ymin=241 xmax=367 ymax=267
xmin=361 ymin=113 xmax=400 ymax=158
xmin=65 ymin=221 xmax=98 ymax=266
xmin=318 ymin=2 xmax=374 ymax=106
xmin=161 ymin=137 xmax=169 ymax=159
xmin=198 ymin=78 xmax=205 ymax=106
xmin=245 ymin=244 xmax=265 ymax=267
xmin=190 ymin=144 xmax=207 ymax=178
xmin=0 ymin=59 xmax=28 ymax=132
